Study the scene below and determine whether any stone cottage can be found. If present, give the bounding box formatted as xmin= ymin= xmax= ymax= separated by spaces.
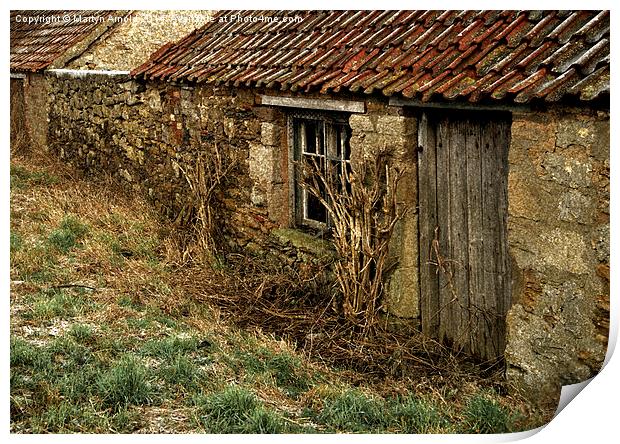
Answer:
xmin=10 ymin=10 xmax=212 ymax=150
xmin=12 ymin=10 xmax=610 ymax=403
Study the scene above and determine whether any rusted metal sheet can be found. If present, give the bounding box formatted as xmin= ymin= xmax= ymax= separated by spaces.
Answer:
xmin=132 ymin=10 xmax=610 ymax=104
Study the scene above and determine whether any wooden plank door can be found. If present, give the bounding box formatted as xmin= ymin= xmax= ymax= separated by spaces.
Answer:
xmin=418 ymin=110 xmax=511 ymax=362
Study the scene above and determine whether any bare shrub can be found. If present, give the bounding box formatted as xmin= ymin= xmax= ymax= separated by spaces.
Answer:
xmin=302 ymin=147 xmax=407 ymax=331
xmin=175 ymin=143 xmax=236 ymax=264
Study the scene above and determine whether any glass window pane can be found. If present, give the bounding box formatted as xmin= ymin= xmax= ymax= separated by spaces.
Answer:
xmin=293 ymin=115 xmax=351 ymax=228
xmin=343 ymin=126 xmax=351 ymax=160
xmin=317 ymin=121 xmax=324 ymax=156
xmin=304 ymin=120 xmax=317 ymax=154
xmin=334 ymin=126 xmax=341 ymax=159
xmin=305 ymin=190 xmax=327 ymax=223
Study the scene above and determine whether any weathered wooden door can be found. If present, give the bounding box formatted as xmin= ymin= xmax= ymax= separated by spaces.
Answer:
xmin=417 ymin=110 xmax=511 ymax=362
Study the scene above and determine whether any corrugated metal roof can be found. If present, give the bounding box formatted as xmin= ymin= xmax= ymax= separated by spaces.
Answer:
xmin=10 ymin=10 xmax=119 ymax=72
xmin=133 ymin=10 xmax=609 ymax=104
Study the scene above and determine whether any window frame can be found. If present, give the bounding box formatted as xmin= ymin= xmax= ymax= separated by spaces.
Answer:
xmin=287 ymin=110 xmax=351 ymax=230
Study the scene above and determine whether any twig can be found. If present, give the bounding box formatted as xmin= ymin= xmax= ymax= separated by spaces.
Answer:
xmin=49 ymin=284 xmax=97 ymax=291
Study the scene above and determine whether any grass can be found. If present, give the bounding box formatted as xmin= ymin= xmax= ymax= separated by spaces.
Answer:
xmin=47 ymin=216 xmax=89 ymax=253
xmin=97 ymin=355 xmax=157 ymax=410
xmin=69 ymin=323 xmax=94 ymax=342
xmin=313 ymin=389 xmax=389 ymax=432
xmin=24 ymin=288 xmax=97 ymax=321
xmin=158 ymin=355 xmax=202 ymax=389
xmin=232 ymin=345 xmax=316 ymax=397
xmin=461 ymin=393 xmax=514 ymax=433
xmin=140 ymin=335 xmax=200 ymax=361
xmin=9 ymin=154 xmax=546 ymax=433
xmin=195 ymin=386 xmax=287 ymax=433
xmin=390 ymin=395 xmax=450 ymax=433
xmin=10 ymin=232 xmax=23 ymax=253
xmin=11 ymin=164 xmax=59 ymax=188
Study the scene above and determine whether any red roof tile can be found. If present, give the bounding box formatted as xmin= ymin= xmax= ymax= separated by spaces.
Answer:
xmin=10 ymin=10 xmax=122 ymax=72
xmin=132 ymin=10 xmax=610 ymax=104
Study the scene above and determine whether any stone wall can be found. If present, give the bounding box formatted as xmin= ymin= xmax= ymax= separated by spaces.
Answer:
xmin=45 ymin=72 xmax=334 ymax=270
xmin=348 ymin=104 xmax=420 ymax=322
xmin=64 ymin=11 xmax=213 ymax=71
xmin=504 ymin=107 xmax=610 ymax=404
xmin=45 ymin=71 xmax=419 ymax=315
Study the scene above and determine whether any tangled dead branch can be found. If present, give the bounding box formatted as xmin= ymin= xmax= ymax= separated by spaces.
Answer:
xmin=301 ymin=148 xmax=407 ymax=332
xmin=175 ymin=253 xmax=479 ymax=381
xmin=175 ymin=142 xmax=236 ymax=263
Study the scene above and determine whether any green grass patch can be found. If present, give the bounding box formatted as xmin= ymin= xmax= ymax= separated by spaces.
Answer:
xmin=32 ymin=400 xmax=93 ymax=432
xmin=96 ymin=335 xmax=138 ymax=358
xmin=11 ymin=338 xmax=41 ymax=368
xmin=390 ymin=395 xmax=450 ymax=433
xmin=233 ymin=346 xmax=315 ymax=396
xmin=10 ymin=232 xmax=23 ymax=253
xmin=158 ymin=354 xmax=202 ymax=390
xmin=11 ymin=337 xmax=95 ymax=418
xmin=461 ymin=393 xmax=514 ymax=433
xmin=96 ymin=355 xmax=156 ymax=411
xmin=313 ymin=388 xmax=389 ymax=433
xmin=24 ymin=288 xmax=97 ymax=321
xmin=28 ymin=401 xmax=142 ymax=433
xmin=306 ymin=390 xmax=453 ymax=433
xmin=47 ymin=336 xmax=94 ymax=367
xmin=11 ymin=333 xmax=149 ymax=432
xmin=126 ymin=316 xmax=153 ymax=330
xmin=196 ymin=385 xmax=286 ymax=433
xmin=56 ymin=362 xmax=102 ymax=402
xmin=11 ymin=165 xmax=59 ymax=189
xmin=68 ymin=323 xmax=95 ymax=342
xmin=47 ymin=216 xmax=89 ymax=253
xmin=140 ymin=335 xmax=199 ymax=361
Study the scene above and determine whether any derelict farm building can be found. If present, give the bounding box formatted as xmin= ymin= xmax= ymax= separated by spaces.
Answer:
xmin=10 ymin=10 xmax=610 ymax=403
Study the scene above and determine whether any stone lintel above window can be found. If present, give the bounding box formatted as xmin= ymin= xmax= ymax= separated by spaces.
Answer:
xmin=261 ymin=95 xmax=365 ymax=114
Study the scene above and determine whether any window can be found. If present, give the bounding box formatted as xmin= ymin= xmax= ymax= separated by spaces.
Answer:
xmin=290 ymin=113 xmax=351 ymax=228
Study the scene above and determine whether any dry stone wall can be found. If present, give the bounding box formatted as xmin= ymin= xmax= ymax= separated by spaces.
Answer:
xmin=45 ymin=72 xmax=420 ymax=319
xmin=505 ymin=107 xmax=610 ymax=405
xmin=46 ymin=72 xmax=329 ymax=268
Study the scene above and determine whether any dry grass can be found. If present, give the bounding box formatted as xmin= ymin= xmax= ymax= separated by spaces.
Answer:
xmin=178 ymin=254 xmax=509 ymax=411
xmin=9 ymin=151 xmax=553 ymax=433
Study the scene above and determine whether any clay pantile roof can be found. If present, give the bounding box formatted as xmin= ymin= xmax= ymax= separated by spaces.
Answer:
xmin=10 ymin=10 xmax=120 ymax=72
xmin=133 ymin=10 xmax=609 ymax=104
